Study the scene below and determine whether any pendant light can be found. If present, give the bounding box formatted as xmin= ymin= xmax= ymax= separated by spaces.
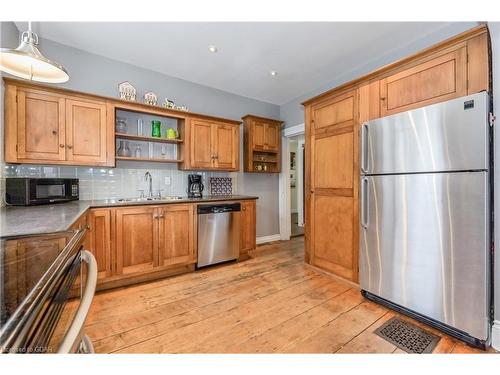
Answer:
xmin=0 ymin=22 xmax=69 ymax=83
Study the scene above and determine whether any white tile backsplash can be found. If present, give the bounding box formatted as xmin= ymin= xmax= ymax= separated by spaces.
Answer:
xmin=2 ymin=163 xmax=234 ymax=201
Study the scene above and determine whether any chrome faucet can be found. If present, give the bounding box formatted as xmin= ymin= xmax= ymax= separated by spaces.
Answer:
xmin=144 ymin=171 xmax=153 ymax=198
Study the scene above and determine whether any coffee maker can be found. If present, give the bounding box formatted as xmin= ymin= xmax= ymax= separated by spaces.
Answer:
xmin=187 ymin=174 xmax=204 ymax=198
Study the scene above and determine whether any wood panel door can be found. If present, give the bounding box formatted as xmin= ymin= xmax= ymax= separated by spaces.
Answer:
xmin=190 ymin=119 xmax=214 ymax=169
xmin=16 ymin=89 xmax=66 ymax=161
xmin=65 ymin=99 xmax=108 ymax=165
xmin=380 ymin=47 xmax=467 ymax=117
xmin=252 ymin=121 xmax=266 ymax=151
xmin=264 ymin=122 xmax=280 ymax=152
xmin=240 ymin=200 xmax=256 ymax=255
xmin=115 ymin=206 xmax=158 ymax=276
xmin=158 ymin=204 xmax=195 ymax=267
xmin=88 ymin=209 xmax=113 ymax=281
xmin=309 ymin=90 xmax=359 ymax=282
xmin=214 ymin=123 xmax=238 ymax=170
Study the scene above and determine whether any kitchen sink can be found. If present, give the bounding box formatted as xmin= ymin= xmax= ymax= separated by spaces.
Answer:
xmin=116 ymin=196 xmax=184 ymax=203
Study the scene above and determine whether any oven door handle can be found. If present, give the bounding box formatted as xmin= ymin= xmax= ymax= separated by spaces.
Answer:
xmin=57 ymin=250 xmax=97 ymax=354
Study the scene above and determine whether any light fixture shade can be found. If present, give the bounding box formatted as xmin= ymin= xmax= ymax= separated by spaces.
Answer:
xmin=0 ymin=30 xmax=69 ymax=83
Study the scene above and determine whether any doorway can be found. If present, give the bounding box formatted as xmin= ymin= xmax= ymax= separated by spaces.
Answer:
xmin=279 ymin=123 xmax=305 ymax=241
xmin=289 ymin=135 xmax=304 ymax=237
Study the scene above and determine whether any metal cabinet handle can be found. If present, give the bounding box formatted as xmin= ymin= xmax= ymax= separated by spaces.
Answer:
xmin=57 ymin=250 xmax=97 ymax=353
xmin=360 ymin=177 xmax=369 ymax=229
xmin=158 ymin=214 xmax=165 ymax=219
xmin=67 ymin=145 xmax=73 ymax=150
xmin=360 ymin=123 xmax=369 ymax=174
xmin=52 ymin=130 xmax=57 ymax=135
xmin=59 ymin=144 xmax=65 ymax=148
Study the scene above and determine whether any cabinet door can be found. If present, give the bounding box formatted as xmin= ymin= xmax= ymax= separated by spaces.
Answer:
xmin=190 ymin=119 xmax=214 ymax=169
xmin=309 ymin=90 xmax=359 ymax=282
xmin=264 ymin=123 xmax=280 ymax=152
xmin=214 ymin=123 xmax=238 ymax=170
xmin=115 ymin=206 xmax=158 ymax=276
xmin=158 ymin=204 xmax=195 ymax=267
xmin=380 ymin=47 xmax=467 ymax=117
xmin=17 ymin=89 xmax=66 ymax=161
xmin=88 ymin=209 xmax=113 ymax=281
xmin=65 ymin=99 xmax=108 ymax=165
xmin=240 ymin=200 xmax=256 ymax=254
xmin=252 ymin=121 xmax=266 ymax=151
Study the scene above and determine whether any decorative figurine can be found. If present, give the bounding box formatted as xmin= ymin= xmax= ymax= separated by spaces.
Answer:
xmin=118 ymin=81 xmax=136 ymax=101
xmin=163 ymin=99 xmax=175 ymax=109
xmin=144 ymin=91 xmax=158 ymax=106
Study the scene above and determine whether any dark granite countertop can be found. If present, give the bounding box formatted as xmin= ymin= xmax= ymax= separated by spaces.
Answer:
xmin=0 ymin=195 xmax=258 ymax=239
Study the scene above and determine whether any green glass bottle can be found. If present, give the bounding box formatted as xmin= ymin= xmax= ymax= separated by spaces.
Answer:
xmin=151 ymin=120 xmax=161 ymax=138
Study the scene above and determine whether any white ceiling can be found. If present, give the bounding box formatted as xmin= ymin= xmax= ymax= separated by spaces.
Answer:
xmin=15 ymin=22 xmax=478 ymax=105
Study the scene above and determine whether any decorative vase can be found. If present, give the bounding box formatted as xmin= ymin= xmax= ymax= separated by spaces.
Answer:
xmin=117 ymin=140 xmax=131 ymax=157
xmin=152 ymin=120 xmax=161 ymax=138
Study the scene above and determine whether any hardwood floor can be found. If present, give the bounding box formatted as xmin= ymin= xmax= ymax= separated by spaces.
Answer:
xmin=84 ymin=237 xmax=489 ymax=354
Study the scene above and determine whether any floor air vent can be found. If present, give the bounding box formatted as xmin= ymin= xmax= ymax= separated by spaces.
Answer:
xmin=374 ymin=317 xmax=441 ymax=353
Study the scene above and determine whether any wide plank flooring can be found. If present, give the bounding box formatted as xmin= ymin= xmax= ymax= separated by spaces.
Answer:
xmin=85 ymin=237 xmax=489 ymax=354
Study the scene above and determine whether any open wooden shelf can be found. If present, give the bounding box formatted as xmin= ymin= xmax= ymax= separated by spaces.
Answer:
xmin=116 ymin=156 xmax=183 ymax=163
xmin=252 ymin=159 xmax=278 ymax=163
xmin=115 ymin=133 xmax=183 ymax=144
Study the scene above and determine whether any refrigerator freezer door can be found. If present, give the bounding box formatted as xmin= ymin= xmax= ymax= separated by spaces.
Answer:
xmin=359 ymin=172 xmax=489 ymax=340
xmin=362 ymin=92 xmax=489 ymax=175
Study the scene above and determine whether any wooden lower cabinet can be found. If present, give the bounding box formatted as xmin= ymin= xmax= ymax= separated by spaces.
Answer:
xmin=115 ymin=206 xmax=159 ymax=276
xmin=70 ymin=201 xmax=255 ymax=291
xmin=240 ymin=200 xmax=256 ymax=257
xmin=158 ymin=204 xmax=195 ymax=267
xmin=87 ymin=209 xmax=112 ymax=281
xmin=81 ymin=203 xmax=206 ymax=290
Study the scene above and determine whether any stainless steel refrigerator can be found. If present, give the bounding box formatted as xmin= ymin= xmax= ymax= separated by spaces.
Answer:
xmin=359 ymin=92 xmax=492 ymax=348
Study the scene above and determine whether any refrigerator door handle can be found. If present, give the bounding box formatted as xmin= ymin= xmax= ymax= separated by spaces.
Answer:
xmin=361 ymin=177 xmax=369 ymax=229
xmin=360 ymin=123 xmax=369 ymax=173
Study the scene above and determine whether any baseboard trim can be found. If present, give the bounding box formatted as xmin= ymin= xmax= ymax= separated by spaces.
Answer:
xmin=492 ymin=320 xmax=500 ymax=351
xmin=256 ymin=234 xmax=281 ymax=245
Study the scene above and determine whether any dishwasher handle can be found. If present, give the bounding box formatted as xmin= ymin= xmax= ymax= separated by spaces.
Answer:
xmin=197 ymin=203 xmax=241 ymax=214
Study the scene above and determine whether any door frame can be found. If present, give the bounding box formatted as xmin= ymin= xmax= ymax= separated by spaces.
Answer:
xmin=279 ymin=123 xmax=305 ymax=241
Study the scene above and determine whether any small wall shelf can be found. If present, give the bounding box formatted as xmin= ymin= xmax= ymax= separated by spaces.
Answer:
xmin=115 ymin=132 xmax=183 ymax=144
xmin=115 ymin=156 xmax=183 ymax=163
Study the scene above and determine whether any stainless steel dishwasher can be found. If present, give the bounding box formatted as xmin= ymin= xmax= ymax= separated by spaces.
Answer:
xmin=197 ymin=203 xmax=240 ymax=268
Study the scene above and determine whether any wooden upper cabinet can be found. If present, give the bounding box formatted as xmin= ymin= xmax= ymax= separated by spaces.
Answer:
xmin=187 ymin=117 xmax=240 ymax=171
xmin=264 ymin=122 xmax=280 ymax=152
xmin=243 ymin=115 xmax=283 ymax=173
xmin=214 ymin=123 xmax=238 ymax=170
xmin=115 ymin=206 xmax=158 ymax=276
xmin=240 ymin=200 xmax=256 ymax=255
xmin=16 ymin=89 xmax=66 ymax=162
xmin=252 ymin=121 xmax=266 ymax=150
xmin=65 ymin=99 xmax=108 ymax=164
xmin=251 ymin=119 xmax=280 ymax=152
xmin=4 ymin=81 xmax=114 ymax=166
xmin=379 ymin=47 xmax=467 ymax=117
xmin=158 ymin=204 xmax=195 ymax=267
xmin=190 ymin=118 xmax=214 ymax=169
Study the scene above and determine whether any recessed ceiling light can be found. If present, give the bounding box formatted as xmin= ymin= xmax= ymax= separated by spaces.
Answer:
xmin=208 ymin=45 xmax=218 ymax=53
xmin=270 ymin=71 xmax=278 ymax=77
